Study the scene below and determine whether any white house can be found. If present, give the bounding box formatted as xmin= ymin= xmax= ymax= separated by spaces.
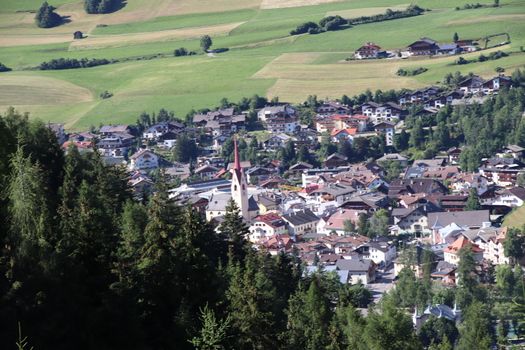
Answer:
xmin=129 ymin=149 xmax=159 ymax=170
xmin=248 ymin=213 xmax=287 ymax=243
xmin=282 ymin=209 xmax=320 ymax=236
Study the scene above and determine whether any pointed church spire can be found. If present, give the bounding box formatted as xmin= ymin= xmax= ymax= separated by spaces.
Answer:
xmin=233 ymin=136 xmax=241 ymax=172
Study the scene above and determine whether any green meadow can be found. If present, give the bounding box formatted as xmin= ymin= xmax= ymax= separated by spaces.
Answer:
xmin=1 ymin=0 xmax=524 ymax=129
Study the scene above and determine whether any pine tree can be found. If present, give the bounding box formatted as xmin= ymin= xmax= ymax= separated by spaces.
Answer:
xmin=286 ymin=276 xmax=332 ymax=349
xmin=218 ymin=199 xmax=250 ymax=262
xmin=200 ymin=35 xmax=213 ymax=52
xmin=457 ymin=301 xmax=493 ymax=350
xmin=363 ymin=296 xmax=422 ymax=350
xmin=227 ymin=252 xmax=278 ymax=349
xmin=190 ymin=305 xmax=232 ymax=350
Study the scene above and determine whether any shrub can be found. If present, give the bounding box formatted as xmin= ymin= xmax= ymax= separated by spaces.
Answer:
xmin=319 ymin=15 xmax=346 ymax=30
xmin=174 ymin=48 xmax=188 ymax=57
xmin=495 ymin=67 xmax=505 ymax=73
xmin=100 ymin=91 xmax=113 ymax=99
xmin=0 ymin=63 xmax=12 ymax=72
xmin=456 ymin=57 xmax=469 ymax=65
xmin=290 ymin=22 xmax=319 ymax=35
xmin=397 ymin=67 xmax=427 ymax=76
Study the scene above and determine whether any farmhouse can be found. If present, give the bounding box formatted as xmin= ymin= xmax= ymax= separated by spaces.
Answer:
xmin=354 ymin=42 xmax=384 ymax=59
xmin=407 ymin=37 xmax=440 ymax=56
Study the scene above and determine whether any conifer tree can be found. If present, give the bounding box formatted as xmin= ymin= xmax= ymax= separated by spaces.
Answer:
xmin=457 ymin=301 xmax=493 ymax=350
xmin=190 ymin=305 xmax=232 ymax=350
xmin=218 ymin=199 xmax=250 ymax=262
xmin=35 ymin=2 xmax=62 ymax=28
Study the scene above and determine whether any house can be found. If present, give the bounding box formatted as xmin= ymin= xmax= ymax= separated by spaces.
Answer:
xmin=407 ymin=37 xmax=440 ymax=56
xmin=310 ymin=183 xmax=356 ymax=205
xmin=388 ymin=178 xmax=448 ymax=198
xmin=391 ymin=203 xmax=440 ymax=235
xmin=249 ymin=213 xmax=287 ymax=242
xmin=129 ymin=149 xmax=159 ymax=170
xmin=429 ymin=210 xmax=491 ymax=244
xmin=264 ymin=133 xmax=293 ymax=150
xmin=498 ymin=144 xmax=525 ymax=160
xmin=449 ymin=173 xmax=489 ymax=195
xmin=319 ymin=209 xmax=366 ymax=235
xmin=316 ymin=100 xmax=352 ymax=116
xmin=282 ymin=209 xmax=320 ymax=236
xmin=193 ymin=109 xmax=245 ymax=136
xmin=479 ymin=157 xmax=525 ymax=187
xmin=462 ymin=226 xmax=510 ymax=265
xmin=458 ymin=75 xmax=485 ymax=94
xmin=354 ymin=42 xmax=384 ymax=59
xmin=413 ymin=304 xmax=462 ymax=330
xmin=480 ymin=187 xmax=525 ymax=208
xmin=444 ymin=235 xmax=484 ymax=265
xmin=437 ymin=43 xmax=460 ymax=55
xmin=97 ymin=132 xmax=135 ymax=157
xmin=289 ymin=162 xmax=314 ymax=175
xmin=324 ymin=153 xmax=348 ymax=168
xmin=374 ymin=121 xmax=396 ymax=146
xmin=255 ymin=193 xmax=282 ymax=214
xmin=377 ymin=153 xmax=409 ymax=167
xmin=482 ymin=75 xmax=512 ymax=94
xmin=361 ymin=102 xmax=405 ymax=123
xmin=331 ymin=128 xmax=357 ymax=143
xmin=336 ymin=258 xmax=376 ymax=284
xmin=142 ymin=121 xmax=184 ymax=140
xmin=430 ymin=261 xmax=457 ymax=285
xmin=339 ymin=192 xmax=388 ymax=212
xmin=399 ymin=86 xmax=442 ymax=105
xmin=100 ymin=124 xmax=132 ymax=136
xmin=355 ymin=240 xmax=397 ymax=266
xmin=257 ymin=104 xmax=296 ymax=122
xmin=246 ymin=167 xmax=276 ymax=184
xmin=194 ymin=164 xmax=219 ymax=180
xmin=447 ymin=147 xmax=463 ymax=164
xmin=260 ymin=234 xmax=294 ymax=255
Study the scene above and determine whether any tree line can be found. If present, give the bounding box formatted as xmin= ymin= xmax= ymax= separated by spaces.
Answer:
xmin=290 ymin=5 xmax=425 ymax=36
xmin=38 ymin=58 xmax=113 ymax=70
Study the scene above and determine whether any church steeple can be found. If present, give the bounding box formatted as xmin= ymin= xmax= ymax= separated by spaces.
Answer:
xmin=231 ymin=137 xmax=249 ymax=220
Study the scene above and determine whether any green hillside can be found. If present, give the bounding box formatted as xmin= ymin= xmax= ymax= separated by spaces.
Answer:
xmin=1 ymin=0 xmax=525 ymax=129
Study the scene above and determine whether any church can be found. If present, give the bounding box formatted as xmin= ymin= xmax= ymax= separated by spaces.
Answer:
xmin=205 ymin=138 xmax=259 ymax=222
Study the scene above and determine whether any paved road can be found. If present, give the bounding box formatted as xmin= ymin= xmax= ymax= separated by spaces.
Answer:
xmin=368 ymin=265 xmax=396 ymax=303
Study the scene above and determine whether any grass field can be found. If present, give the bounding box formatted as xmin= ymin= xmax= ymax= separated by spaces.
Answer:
xmin=1 ymin=0 xmax=525 ymax=129
xmin=503 ymin=205 xmax=525 ymax=229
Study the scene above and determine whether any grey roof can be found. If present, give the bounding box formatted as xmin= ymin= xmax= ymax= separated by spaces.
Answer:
xmin=428 ymin=210 xmax=490 ymax=229
xmin=377 ymin=153 xmax=408 ymax=162
xmin=282 ymin=209 xmax=319 ymax=226
xmin=336 ymin=258 xmax=373 ymax=272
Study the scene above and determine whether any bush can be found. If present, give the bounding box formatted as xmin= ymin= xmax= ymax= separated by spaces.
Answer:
xmin=456 ymin=57 xmax=469 ymax=65
xmin=100 ymin=90 xmax=113 ymax=99
xmin=174 ymin=48 xmax=188 ymax=57
xmin=397 ymin=67 xmax=428 ymax=76
xmin=35 ymin=2 xmax=62 ymax=28
xmin=0 ymin=63 xmax=12 ymax=72
xmin=39 ymin=58 xmax=112 ymax=70
xmin=290 ymin=22 xmax=319 ymax=35
xmin=478 ymin=54 xmax=488 ymax=62
xmin=495 ymin=67 xmax=505 ymax=73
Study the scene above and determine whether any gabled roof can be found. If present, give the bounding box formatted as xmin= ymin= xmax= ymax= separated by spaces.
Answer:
xmin=130 ymin=149 xmax=156 ymax=160
xmin=428 ymin=210 xmax=490 ymax=229
xmin=336 ymin=258 xmax=373 ymax=272
xmin=444 ymin=235 xmax=483 ymax=254
xmin=331 ymin=128 xmax=358 ymax=137
xmin=282 ymin=209 xmax=319 ymax=226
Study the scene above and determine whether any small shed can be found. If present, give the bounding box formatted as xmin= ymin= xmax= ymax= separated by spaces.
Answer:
xmin=73 ymin=31 xmax=83 ymax=39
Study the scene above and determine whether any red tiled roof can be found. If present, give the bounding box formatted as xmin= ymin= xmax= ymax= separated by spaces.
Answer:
xmin=331 ymin=128 xmax=358 ymax=137
xmin=445 ymin=235 xmax=483 ymax=254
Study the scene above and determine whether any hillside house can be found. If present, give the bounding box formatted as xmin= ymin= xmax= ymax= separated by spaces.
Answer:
xmin=249 ymin=213 xmax=287 ymax=242
xmin=354 ymin=42 xmax=384 ymax=59
xmin=282 ymin=209 xmax=320 ymax=236
xmin=407 ymin=37 xmax=440 ymax=56
xmin=129 ymin=149 xmax=159 ymax=170
xmin=479 ymin=157 xmax=525 ymax=187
